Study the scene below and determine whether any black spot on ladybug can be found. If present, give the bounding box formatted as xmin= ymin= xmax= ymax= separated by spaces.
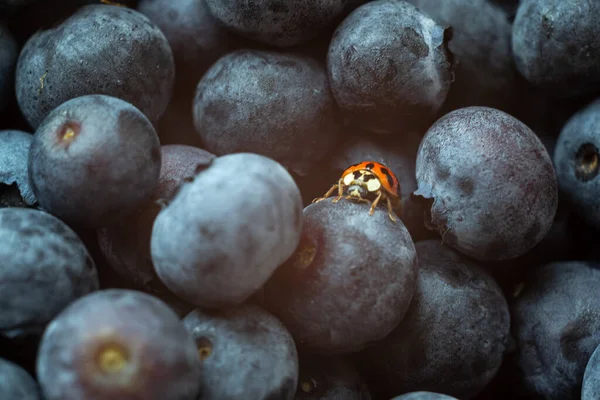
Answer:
xmin=363 ymin=174 xmax=376 ymax=182
xmin=380 ymin=167 xmax=394 ymax=188
xmin=365 ymin=163 xmax=375 ymax=170
xmin=353 ymin=171 xmax=362 ymax=179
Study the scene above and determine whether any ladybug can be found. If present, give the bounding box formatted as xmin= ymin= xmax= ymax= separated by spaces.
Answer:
xmin=312 ymin=161 xmax=402 ymax=222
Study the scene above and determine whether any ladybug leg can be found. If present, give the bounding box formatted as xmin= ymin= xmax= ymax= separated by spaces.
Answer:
xmin=385 ymin=197 xmax=398 ymax=223
xmin=312 ymin=183 xmax=338 ymax=203
xmin=368 ymin=191 xmax=383 ymax=215
xmin=332 ymin=179 xmax=345 ymax=203
xmin=347 ymin=195 xmax=371 ymax=205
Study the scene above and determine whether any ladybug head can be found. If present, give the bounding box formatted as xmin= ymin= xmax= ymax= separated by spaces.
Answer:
xmin=346 ymin=184 xmax=368 ymax=198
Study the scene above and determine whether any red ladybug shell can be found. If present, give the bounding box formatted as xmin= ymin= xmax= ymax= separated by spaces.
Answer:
xmin=342 ymin=161 xmax=400 ymax=197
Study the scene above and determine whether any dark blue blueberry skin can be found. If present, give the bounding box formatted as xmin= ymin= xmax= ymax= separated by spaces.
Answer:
xmin=294 ymin=354 xmax=371 ymax=400
xmin=0 ymin=357 xmax=41 ymax=400
xmin=263 ymin=199 xmax=418 ymax=355
xmin=28 ymin=95 xmax=161 ymax=229
xmin=413 ymin=107 xmax=558 ymax=261
xmin=0 ymin=207 xmax=99 ymax=340
xmin=405 ymin=0 xmax=518 ymax=113
xmin=15 ymin=4 xmax=174 ymax=129
xmin=512 ymin=262 xmax=600 ymax=400
xmin=193 ymin=50 xmax=341 ymax=176
xmin=0 ymin=130 xmax=36 ymax=205
xmin=97 ymin=144 xmax=215 ymax=296
xmin=182 ymin=304 xmax=298 ymax=400
xmin=553 ymin=98 xmax=600 ymax=230
xmin=205 ymin=0 xmax=348 ymax=47
xmin=512 ymin=0 xmax=600 ymax=98
xmin=357 ymin=240 xmax=510 ymax=400
xmin=36 ymin=289 xmax=201 ymax=400
xmin=151 ymin=153 xmax=303 ymax=309
xmin=391 ymin=393 xmax=458 ymax=400
xmin=582 ymin=343 xmax=600 ymax=400
xmin=137 ymin=0 xmax=230 ymax=98
xmin=0 ymin=25 xmax=17 ymax=114
xmin=327 ymin=0 xmax=454 ymax=134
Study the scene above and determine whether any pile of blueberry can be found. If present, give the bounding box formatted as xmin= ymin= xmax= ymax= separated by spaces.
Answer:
xmin=1 ymin=0 xmax=600 ymax=399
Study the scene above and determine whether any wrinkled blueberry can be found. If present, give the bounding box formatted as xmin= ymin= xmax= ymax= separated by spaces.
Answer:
xmin=15 ymin=4 xmax=175 ymax=129
xmin=0 ymin=130 xmax=35 ymax=205
xmin=97 ymin=144 xmax=215 ymax=295
xmin=295 ymin=354 xmax=371 ymax=399
xmin=151 ymin=153 xmax=303 ymax=308
xmin=137 ymin=0 xmax=230 ymax=95
xmin=327 ymin=0 xmax=454 ymax=134
xmin=193 ymin=50 xmax=340 ymax=176
xmin=405 ymin=0 xmax=518 ymax=112
xmin=553 ymin=98 xmax=600 ymax=230
xmin=182 ymin=304 xmax=298 ymax=400
xmin=358 ymin=240 xmax=510 ymax=399
xmin=36 ymin=289 xmax=201 ymax=400
xmin=582 ymin=343 xmax=600 ymax=400
xmin=263 ymin=199 xmax=417 ymax=355
xmin=0 ymin=207 xmax=99 ymax=339
xmin=413 ymin=107 xmax=558 ymax=261
xmin=512 ymin=262 xmax=600 ymax=400
xmin=0 ymin=357 xmax=41 ymax=400
xmin=390 ymin=393 xmax=458 ymax=400
xmin=28 ymin=95 xmax=161 ymax=228
xmin=512 ymin=0 xmax=600 ymax=98
xmin=205 ymin=0 xmax=348 ymax=47
xmin=0 ymin=24 xmax=17 ymax=114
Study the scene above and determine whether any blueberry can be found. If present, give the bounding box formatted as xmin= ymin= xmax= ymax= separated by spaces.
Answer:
xmin=0 ymin=207 xmax=99 ymax=339
xmin=36 ymin=289 xmax=201 ymax=400
xmin=295 ymin=355 xmax=372 ymax=399
xmin=327 ymin=0 xmax=454 ymax=134
xmin=28 ymin=94 xmax=161 ymax=228
xmin=553 ymin=98 xmax=600 ymax=230
xmin=405 ymin=0 xmax=518 ymax=112
xmin=263 ymin=199 xmax=417 ymax=355
xmin=97 ymin=144 xmax=215 ymax=295
xmin=390 ymin=393 xmax=458 ymax=400
xmin=182 ymin=304 xmax=298 ymax=400
xmin=413 ymin=107 xmax=558 ymax=261
xmin=204 ymin=0 xmax=348 ymax=47
xmin=15 ymin=4 xmax=175 ymax=129
xmin=0 ymin=357 xmax=41 ymax=400
xmin=0 ymin=24 xmax=16 ymax=114
xmin=0 ymin=130 xmax=36 ymax=205
xmin=512 ymin=262 xmax=600 ymax=400
xmin=512 ymin=0 xmax=600 ymax=98
xmin=193 ymin=50 xmax=341 ymax=176
xmin=137 ymin=0 xmax=230 ymax=96
xmin=151 ymin=152 xmax=303 ymax=308
xmin=358 ymin=240 xmax=510 ymax=399
xmin=582 ymin=343 xmax=600 ymax=400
